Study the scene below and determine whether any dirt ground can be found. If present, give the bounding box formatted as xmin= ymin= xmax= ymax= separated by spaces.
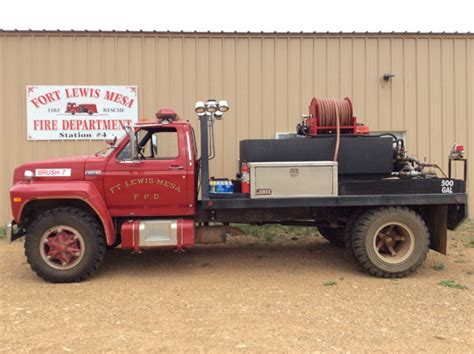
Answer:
xmin=1 ymin=222 xmax=473 ymax=353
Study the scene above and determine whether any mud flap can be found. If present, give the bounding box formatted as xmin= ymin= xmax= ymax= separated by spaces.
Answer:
xmin=424 ymin=205 xmax=447 ymax=255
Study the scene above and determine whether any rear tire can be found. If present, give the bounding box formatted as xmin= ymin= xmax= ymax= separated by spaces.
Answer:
xmin=318 ymin=227 xmax=346 ymax=248
xmin=351 ymin=207 xmax=429 ymax=278
xmin=344 ymin=210 xmax=364 ymax=251
xmin=24 ymin=207 xmax=106 ymax=283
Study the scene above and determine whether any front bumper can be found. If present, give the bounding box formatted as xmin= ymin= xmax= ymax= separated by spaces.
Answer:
xmin=5 ymin=221 xmax=24 ymax=243
xmin=6 ymin=222 xmax=13 ymax=242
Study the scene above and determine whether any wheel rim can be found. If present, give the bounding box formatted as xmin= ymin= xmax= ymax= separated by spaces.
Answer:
xmin=372 ymin=222 xmax=415 ymax=264
xmin=39 ymin=226 xmax=85 ymax=270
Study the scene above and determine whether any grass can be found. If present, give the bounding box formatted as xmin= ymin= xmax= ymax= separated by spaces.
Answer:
xmin=465 ymin=239 xmax=474 ymax=248
xmin=234 ymin=224 xmax=318 ymax=244
xmin=0 ymin=227 xmax=4 ymax=239
xmin=438 ymin=279 xmax=468 ymax=290
xmin=432 ymin=263 xmax=445 ymax=271
xmin=233 ymin=224 xmax=316 ymax=239
xmin=324 ymin=280 xmax=337 ymax=287
xmin=232 ymin=224 xmax=317 ymax=242
xmin=264 ymin=234 xmax=274 ymax=243
xmin=449 ymin=219 xmax=474 ymax=244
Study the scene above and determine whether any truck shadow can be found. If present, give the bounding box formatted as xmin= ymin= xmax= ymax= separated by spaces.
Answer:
xmin=97 ymin=239 xmax=363 ymax=279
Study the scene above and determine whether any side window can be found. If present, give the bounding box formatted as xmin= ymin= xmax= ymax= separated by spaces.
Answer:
xmin=142 ymin=129 xmax=179 ymax=160
xmin=116 ymin=128 xmax=179 ymax=161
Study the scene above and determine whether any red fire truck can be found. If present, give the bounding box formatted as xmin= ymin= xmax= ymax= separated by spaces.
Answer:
xmin=8 ymin=99 xmax=467 ymax=283
xmin=65 ymin=102 xmax=98 ymax=115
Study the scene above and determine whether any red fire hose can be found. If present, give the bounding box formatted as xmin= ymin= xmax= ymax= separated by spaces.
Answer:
xmin=313 ymin=97 xmax=353 ymax=127
xmin=311 ymin=97 xmax=352 ymax=161
xmin=332 ymin=99 xmax=340 ymax=162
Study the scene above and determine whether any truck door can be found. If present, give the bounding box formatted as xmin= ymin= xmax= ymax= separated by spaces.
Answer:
xmin=103 ymin=126 xmax=193 ymax=217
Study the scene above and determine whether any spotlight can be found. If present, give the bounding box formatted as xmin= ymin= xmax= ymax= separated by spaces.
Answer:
xmin=206 ymin=99 xmax=218 ymax=113
xmin=194 ymin=101 xmax=206 ymax=114
xmin=218 ymin=100 xmax=229 ymax=112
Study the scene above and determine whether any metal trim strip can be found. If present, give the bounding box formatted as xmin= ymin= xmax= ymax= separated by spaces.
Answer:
xmin=186 ymin=132 xmax=192 ymax=162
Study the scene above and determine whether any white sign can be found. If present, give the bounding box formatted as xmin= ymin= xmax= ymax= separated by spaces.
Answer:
xmin=35 ymin=168 xmax=72 ymax=177
xmin=26 ymin=85 xmax=138 ymax=140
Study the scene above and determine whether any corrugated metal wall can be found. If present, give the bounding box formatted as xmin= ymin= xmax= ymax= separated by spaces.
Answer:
xmin=1 ymin=31 xmax=473 ymax=223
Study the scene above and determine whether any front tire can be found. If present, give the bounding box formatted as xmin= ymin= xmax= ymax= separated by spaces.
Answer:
xmin=351 ymin=207 xmax=429 ymax=278
xmin=25 ymin=207 xmax=106 ymax=283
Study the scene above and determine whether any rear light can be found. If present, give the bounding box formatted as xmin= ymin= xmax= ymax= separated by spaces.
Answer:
xmin=449 ymin=144 xmax=465 ymax=160
xmin=356 ymin=124 xmax=370 ymax=135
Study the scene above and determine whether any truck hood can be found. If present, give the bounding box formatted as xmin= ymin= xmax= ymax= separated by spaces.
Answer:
xmin=13 ymin=155 xmax=91 ymax=183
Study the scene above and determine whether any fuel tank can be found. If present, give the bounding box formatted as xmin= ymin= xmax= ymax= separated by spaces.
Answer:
xmin=121 ymin=219 xmax=195 ymax=251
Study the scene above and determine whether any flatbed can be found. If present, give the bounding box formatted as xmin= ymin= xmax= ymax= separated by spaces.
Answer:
xmin=204 ymin=181 xmax=467 ymax=209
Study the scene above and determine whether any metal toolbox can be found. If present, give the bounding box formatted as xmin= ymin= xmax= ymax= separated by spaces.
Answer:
xmin=249 ymin=161 xmax=338 ymax=198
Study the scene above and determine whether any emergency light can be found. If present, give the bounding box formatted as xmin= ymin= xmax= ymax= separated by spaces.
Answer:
xmin=155 ymin=108 xmax=178 ymax=123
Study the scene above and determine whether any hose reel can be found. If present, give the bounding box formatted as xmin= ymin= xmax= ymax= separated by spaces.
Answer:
xmin=305 ymin=97 xmax=355 ymax=135
xmin=296 ymin=96 xmax=366 ymax=162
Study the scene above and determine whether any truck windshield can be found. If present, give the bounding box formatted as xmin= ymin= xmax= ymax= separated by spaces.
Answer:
xmin=95 ymin=147 xmax=116 ymax=157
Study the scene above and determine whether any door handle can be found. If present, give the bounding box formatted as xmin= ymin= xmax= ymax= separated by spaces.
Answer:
xmin=169 ymin=165 xmax=184 ymax=170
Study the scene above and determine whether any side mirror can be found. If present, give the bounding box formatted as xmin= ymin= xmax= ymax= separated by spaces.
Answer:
xmin=151 ymin=135 xmax=158 ymax=157
xmin=106 ymin=136 xmax=117 ymax=147
xmin=116 ymin=126 xmax=142 ymax=163
xmin=127 ymin=126 xmax=139 ymax=160
xmin=123 ymin=126 xmax=139 ymax=162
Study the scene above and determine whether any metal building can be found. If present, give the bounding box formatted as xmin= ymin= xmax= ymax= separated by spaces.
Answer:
xmin=0 ymin=30 xmax=472 ymax=223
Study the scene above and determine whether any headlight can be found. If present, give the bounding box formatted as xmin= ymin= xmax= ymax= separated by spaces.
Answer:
xmin=195 ymin=101 xmax=206 ymax=114
xmin=24 ymin=170 xmax=34 ymax=181
xmin=218 ymin=100 xmax=229 ymax=112
xmin=206 ymin=99 xmax=218 ymax=113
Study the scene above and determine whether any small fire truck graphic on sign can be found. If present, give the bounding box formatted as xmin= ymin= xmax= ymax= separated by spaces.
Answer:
xmin=65 ymin=102 xmax=98 ymax=115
